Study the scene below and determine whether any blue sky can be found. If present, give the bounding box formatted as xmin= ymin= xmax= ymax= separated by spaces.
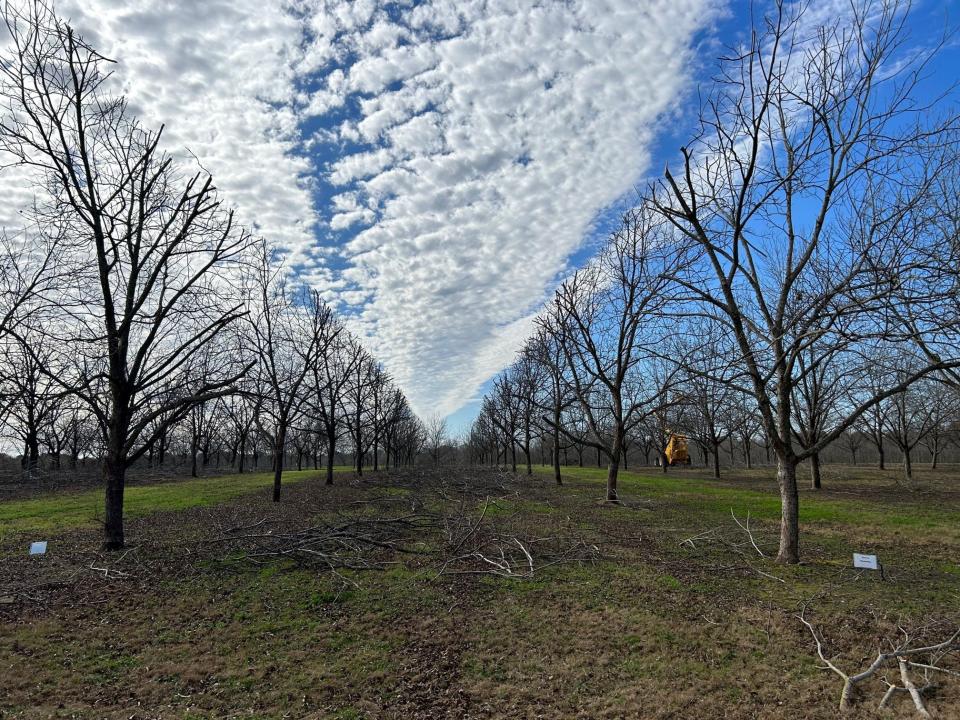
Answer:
xmin=3 ymin=0 xmax=957 ymax=436
xmin=440 ymin=0 xmax=960 ymax=435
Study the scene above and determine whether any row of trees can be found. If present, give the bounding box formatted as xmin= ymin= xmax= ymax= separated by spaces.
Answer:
xmin=0 ymin=298 xmax=427 ymax=477
xmin=469 ymin=351 xmax=960 ymax=480
xmin=0 ymin=3 xmax=426 ymax=548
xmin=472 ymin=0 xmax=960 ymax=564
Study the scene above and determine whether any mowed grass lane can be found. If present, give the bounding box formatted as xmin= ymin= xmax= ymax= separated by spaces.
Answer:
xmin=534 ymin=464 xmax=960 ymax=544
xmin=0 ymin=468 xmax=352 ymax=540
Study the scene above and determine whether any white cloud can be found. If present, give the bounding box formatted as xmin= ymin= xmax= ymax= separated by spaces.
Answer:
xmin=308 ymin=0 xmax=723 ymax=418
xmin=0 ymin=0 xmax=317 ymax=264
xmin=0 ymin=0 xmax=727 ymax=423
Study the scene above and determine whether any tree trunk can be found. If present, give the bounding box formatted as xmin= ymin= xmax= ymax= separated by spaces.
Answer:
xmin=355 ymin=430 xmax=363 ymax=476
xmin=273 ymin=424 xmax=286 ymax=502
xmin=326 ymin=431 xmax=336 ymax=485
xmin=606 ymin=459 xmax=620 ymax=501
xmin=525 ymin=426 xmax=532 ymax=476
xmin=23 ymin=432 xmax=39 ymax=478
xmin=878 ymin=438 xmax=886 ymax=470
xmin=606 ymin=428 xmax=623 ymax=501
xmin=775 ymin=458 xmax=800 ymax=564
xmin=103 ymin=454 xmax=126 ymax=550
xmin=552 ymin=415 xmax=562 ymax=486
xmin=810 ymin=452 xmax=822 ymax=490
xmin=190 ymin=435 xmax=199 ymax=478
xmin=903 ymin=448 xmax=913 ymax=482
xmin=712 ymin=443 xmax=721 ymax=479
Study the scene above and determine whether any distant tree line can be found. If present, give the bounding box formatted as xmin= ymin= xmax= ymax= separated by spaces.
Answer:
xmin=470 ymin=0 xmax=960 ymax=564
xmin=0 ymin=2 xmax=427 ymax=548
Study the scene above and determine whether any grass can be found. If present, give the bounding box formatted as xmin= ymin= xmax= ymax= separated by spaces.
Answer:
xmin=2 ymin=463 xmax=959 ymax=718
xmin=0 ymin=467 xmax=351 ymax=540
xmin=538 ymin=464 xmax=960 ymax=540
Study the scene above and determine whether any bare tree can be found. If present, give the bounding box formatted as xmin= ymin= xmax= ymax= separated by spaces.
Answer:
xmin=679 ymin=326 xmax=737 ymax=479
xmin=310 ymin=328 xmax=360 ymax=485
xmin=651 ymin=0 xmax=960 ymax=562
xmin=343 ymin=350 xmax=377 ymax=475
xmin=0 ymin=328 xmax=63 ymax=477
xmin=426 ymin=414 xmax=447 ymax=466
xmin=525 ymin=328 xmax=572 ymax=485
xmin=484 ymin=375 xmax=521 ymax=472
xmin=221 ymin=378 xmax=260 ymax=473
xmin=791 ymin=344 xmax=847 ymax=490
xmin=511 ymin=354 xmax=545 ymax=476
xmin=854 ymin=361 xmax=894 ymax=470
xmin=884 ymin=370 xmax=943 ymax=484
xmin=246 ymin=241 xmax=335 ymax=501
xmin=379 ymin=387 xmax=410 ymax=469
xmin=727 ymin=392 xmax=762 ymax=469
xmin=0 ymin=4 xmax=255 ymax=547
xmin=918 ymin=384 xmax=959 ymax=470
xmin=538 ymin=207 xmax=679 ymax=501
xmin=839 ymin=429 xmax=865 ymax=466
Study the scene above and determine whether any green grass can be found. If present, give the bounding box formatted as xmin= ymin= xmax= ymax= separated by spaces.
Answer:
xmin=538 ymin=465 xmax=960 ymax=538
xmin=0 ymin=467 xmax=352 ymax=539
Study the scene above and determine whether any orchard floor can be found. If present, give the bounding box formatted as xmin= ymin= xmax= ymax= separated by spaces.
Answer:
xmin=1 ymin=463 xmax=959 ymax=719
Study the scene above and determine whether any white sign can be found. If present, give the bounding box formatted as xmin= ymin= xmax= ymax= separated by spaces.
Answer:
xmin=29 ymin=541 xmax=47 ymax=555
xmin=853 ymin=553 xmax=878 ymax=570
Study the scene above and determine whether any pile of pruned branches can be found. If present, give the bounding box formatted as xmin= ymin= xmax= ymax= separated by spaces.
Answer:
xmin=212 ymin=470 xmax=598 ymax=581
xmin=215 ymin=511 xmax=440 ymax=573
xmin=434 ymin=496 xmax=599 ymax=579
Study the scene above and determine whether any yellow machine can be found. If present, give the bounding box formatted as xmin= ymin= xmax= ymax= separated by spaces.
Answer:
xmin=664 ymin=434 xmax=691 ymax=466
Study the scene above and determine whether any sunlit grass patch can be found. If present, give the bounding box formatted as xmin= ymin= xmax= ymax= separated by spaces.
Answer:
xmin=0 ymin=468 xmax=352 ymax=539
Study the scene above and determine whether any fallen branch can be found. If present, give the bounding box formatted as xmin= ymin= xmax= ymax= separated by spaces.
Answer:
xmin=730 ymin=509 xmax=765 ymax=557
xmin=798 ymin=609 xmax=960 ymax=713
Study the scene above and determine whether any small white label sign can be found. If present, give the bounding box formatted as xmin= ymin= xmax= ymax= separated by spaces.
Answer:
xmin=853 ymin=553 xmax=878 ymax=570
xmin=29 ymin=541 xmax=47 ymax=555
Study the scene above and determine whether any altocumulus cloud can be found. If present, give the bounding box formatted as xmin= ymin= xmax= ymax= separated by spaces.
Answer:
xmin=0 ymin=0 xmax=318 ymax=263
xmin=303 ymin=0 xmax=723 ymax=418
xmin=0 ymin=0 xmax=723 ymax=421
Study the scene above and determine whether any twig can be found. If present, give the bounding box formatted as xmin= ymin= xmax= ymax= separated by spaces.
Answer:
xmin=730 ymin=509 xmax=765 ymax=557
